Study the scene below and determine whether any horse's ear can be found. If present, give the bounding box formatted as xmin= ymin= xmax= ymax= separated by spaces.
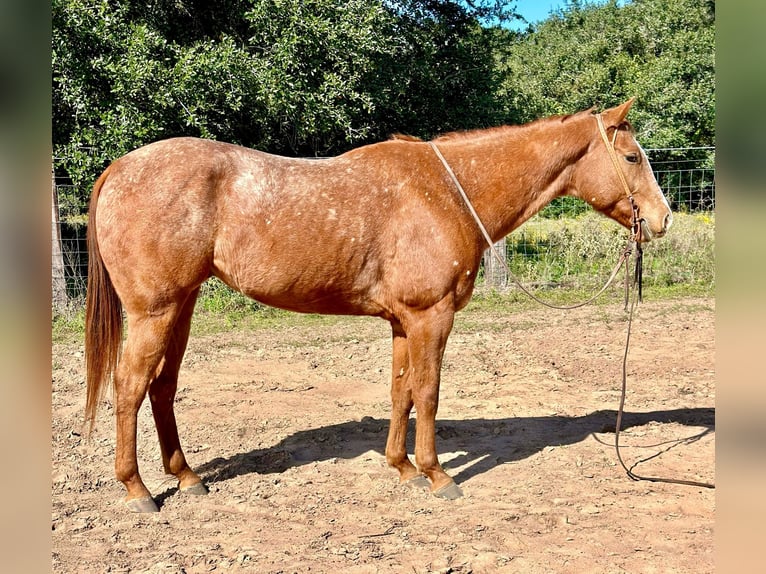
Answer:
xmin=601 ymin=97 xmax=636 ymax=127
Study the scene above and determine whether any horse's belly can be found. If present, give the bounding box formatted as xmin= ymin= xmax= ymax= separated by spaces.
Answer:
xmin=212 ymin=237 xmax=384 ymax=316
xmin=239 ymin=276 xmax=384 ymax=316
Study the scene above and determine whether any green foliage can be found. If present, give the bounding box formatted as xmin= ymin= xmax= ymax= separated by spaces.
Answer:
xmin=649 ymin=146 xmax=715 ymax=212
xmin=197 ymin=277 xmax=264 ymax=314
xmin=367 ymin=1 xmax=506 ymax=138
xmin=53 ymin=0 xmax=277 ymax=186
xmin=53 ymin=0 xmax=715 ymax=194
xmin=642 ymin=212 xmax=714 ymax=287
xmin=538 ymin=196 xmax=591 ymax=219
xmin=496 ymin=211 xmax=714 ymax=293
xmin=496 ymin=0 xmax=715 ymax=148
xmin=243 ymin=0 xmax=398 ymax=153
xmin=53 ymin=0 xmax=503 ymax=190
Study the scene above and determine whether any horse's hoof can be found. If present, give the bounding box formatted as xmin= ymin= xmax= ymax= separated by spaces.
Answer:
xmin=125 ymin=496 xmax=159 ymax=513
xmin=432 ymin=481 xmax=463 ymax=500
xmin=181 ymin=482 xmax=209 ymax=496
xmin=403 ymin=475 xmax=430 ymax=490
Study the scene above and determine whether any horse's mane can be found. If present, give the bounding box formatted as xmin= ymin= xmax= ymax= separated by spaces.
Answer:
xmin=433 ymin=125 xmax=517 ymax=143
xmin=389 ymin=107 xmax=632 ymax=144
xmin=389 ymin=134 xmax=423 ymax=142
xmin=431 ymin=108 xmax=598 ymax=143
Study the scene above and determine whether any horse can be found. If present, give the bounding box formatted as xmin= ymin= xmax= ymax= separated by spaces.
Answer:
xmin=85 ymin=98 xmax=672 ymax=512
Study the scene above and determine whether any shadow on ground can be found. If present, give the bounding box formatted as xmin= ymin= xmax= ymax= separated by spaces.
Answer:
xmin=193 ymin=407 xmax=714 ymax=488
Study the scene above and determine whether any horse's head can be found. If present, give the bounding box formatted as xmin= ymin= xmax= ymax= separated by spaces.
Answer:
xmin=570 ymin=98 xmax=672 ymax=242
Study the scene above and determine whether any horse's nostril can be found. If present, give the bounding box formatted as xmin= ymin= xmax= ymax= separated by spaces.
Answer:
xmin=663 ymin=212 xmax=673 ymax=232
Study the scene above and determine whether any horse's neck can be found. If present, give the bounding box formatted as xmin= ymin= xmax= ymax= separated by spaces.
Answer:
xmin=438 ymin=117 xmax=591 ymax=242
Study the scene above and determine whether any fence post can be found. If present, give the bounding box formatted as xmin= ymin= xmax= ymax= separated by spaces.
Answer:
xmin=51 ymin=169 xmax=68 ymax=314
xmin=482 ymin=237 xmax=507 ymax=289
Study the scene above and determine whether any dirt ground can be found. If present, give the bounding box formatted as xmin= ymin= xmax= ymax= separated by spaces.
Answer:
xmin=51 ymin=296 xmax=714 ymax=573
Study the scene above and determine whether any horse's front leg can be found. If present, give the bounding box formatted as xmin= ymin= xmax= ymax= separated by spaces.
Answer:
xmin=396 ymin=299 xmax=463 ymax=499
xmin=385 ymin=321 xmax=426 ymax=487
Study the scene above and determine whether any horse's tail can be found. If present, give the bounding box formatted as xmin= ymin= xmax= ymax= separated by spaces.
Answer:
xmin=84 ymin=165 xmax=123 ymax=432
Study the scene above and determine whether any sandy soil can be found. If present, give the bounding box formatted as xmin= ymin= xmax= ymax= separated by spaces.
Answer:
xmin=52 ymin=296 xmax=714 ymax=573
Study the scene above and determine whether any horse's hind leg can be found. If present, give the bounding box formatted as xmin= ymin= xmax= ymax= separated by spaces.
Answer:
xmin=148 ymin=287 xmax=207 ymax=496
xmin=114 ymin=305 xmax=183 ymax=513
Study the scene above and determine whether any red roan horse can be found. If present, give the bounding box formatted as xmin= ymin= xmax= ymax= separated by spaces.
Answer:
xmin=85 ymin=99 xmax=672 ymax=512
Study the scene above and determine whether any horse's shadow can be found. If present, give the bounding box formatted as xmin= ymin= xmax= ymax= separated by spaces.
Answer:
xmin=191 ymin=407 xmax=714 ymax=489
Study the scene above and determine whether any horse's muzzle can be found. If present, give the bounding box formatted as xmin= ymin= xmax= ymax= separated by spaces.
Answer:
xmin=640 ymin=212 xmax=672 ymax=241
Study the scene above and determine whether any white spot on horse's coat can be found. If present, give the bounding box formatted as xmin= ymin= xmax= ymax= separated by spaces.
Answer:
xmin=466 ymin=270 xmax=471 ymax=276
xmin=266 ymin=219 xmax=272 ymax=225
xmin=591 ymin=197 xmax=596 ymax=202
xmin=399 ymin=367 xmax=405 ymax=377
xmin=328 ymin=208 xmax=337 ymax=220
xmin=453 ymin=260 xmax=459 ymax=267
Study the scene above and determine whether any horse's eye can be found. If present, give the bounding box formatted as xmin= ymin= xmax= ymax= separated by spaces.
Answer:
xmin=625 ymin=153 xmax=639 ymax=164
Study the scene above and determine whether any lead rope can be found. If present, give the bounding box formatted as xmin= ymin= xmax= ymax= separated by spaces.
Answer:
xmin=616 ymin=277 xmax=714 ymax=488
xmin=429 ymin=118 xmax=714 ymax=489
xmin=593 ymin=117 xmax=712 ymax=488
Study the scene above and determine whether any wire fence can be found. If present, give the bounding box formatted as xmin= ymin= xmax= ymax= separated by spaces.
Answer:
xmin=481 ymin=147 xmax=715 ymax=288
xmin=52 ymin=147 xmax=715 ymax=308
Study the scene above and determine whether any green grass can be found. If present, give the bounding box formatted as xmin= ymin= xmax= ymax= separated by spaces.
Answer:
xmin=493 ymin=211 xmax=714 ymax=292
xmin=52 ymin=308 xmax=86 ymax=345
xmin=52 ymin=211 xmax=714 ymax=342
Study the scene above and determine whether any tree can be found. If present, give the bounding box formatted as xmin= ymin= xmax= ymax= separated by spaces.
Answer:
xmin=243 ymin=0 xmax=401 ymax=154
xmin=52 ymin=0 xmax=509 ymax=193
xmin=496 ymin=0 xmax=715 ymax=149
xmin=53 ymin=0 xmax=715 ymax=202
